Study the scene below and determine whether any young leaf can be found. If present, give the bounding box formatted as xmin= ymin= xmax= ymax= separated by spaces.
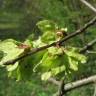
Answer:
xmin=41 ymin=65 xmax=65 ymax=81
xmin=36 ymin=20 xmax=58 ymax=33
xmin=64 ymin=48 xmax=87 ymax=64
xmin=51 ymin=65 xmax=65 ymax=76
xmin=68 ymin=57 xmax=78 ymax=71
xmin=41 ymin=32 xmax=56 ymax=43
xmin=39 ymin=52 xmax=63 ymax=72
xmin=0 ymin=39 xmax=24 ymax=65
xmin=41 ymin=72 xmax=52 ymax=81
xmin=16 ymin=55 xmax=35 ymax=80
xmin=7 ymin=62 xmax=19 ymax=71
xmin=48 ymin=47 xmax=63 ymax=55
xmin=32 ymin=37 xmax=45 ymax=47
xmin=24 ymin=39 xmax=33 ymax=47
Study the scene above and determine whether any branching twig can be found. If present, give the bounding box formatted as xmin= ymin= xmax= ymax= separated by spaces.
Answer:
xmin=64 ymin=75 xmax=96 ymax=92
xmin=3 ymin=16 xmax=96 ymax=65
xmin=53 ymin=75 xmax=96 ymax=96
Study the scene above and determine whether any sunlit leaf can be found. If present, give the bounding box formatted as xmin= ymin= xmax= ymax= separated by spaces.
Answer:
xmin=41 ymin=72 xmax=52 ymax=81
xmin=40 ymin=52 xmax=63 ymax=72
xmin=0 ymin=39 xmax=24 ymax=65
xmin=68 ymin=57 xmax=78 ymax=71
xmin=0 ymin=50 xmax=4 ymax=61
xmin=33 ymin=37 xmax=45 ymax=47
xmin=7 ymin=62 xmax=19 ymax=71
xmin=64 ymin=49 xmax=87 ymax=64
xmin=41 ymin=32 xmax=56 ymax=43
xmin=36 ymin=20 xmax=58 ymax=33
xmin=48 ymin=47 xmax=63 ymax=55
xmin=51 ymin=65 xmax=65 ymax=75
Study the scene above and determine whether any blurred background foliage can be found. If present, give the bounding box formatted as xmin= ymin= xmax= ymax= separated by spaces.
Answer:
xmin=0 ymin=0 xmax=96 ymax=96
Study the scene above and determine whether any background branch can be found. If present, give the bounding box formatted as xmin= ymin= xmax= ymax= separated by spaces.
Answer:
xmin=79 ymin=38 xmax=96 ymax=53
xmin=80 ymin=0 xmax=96 ymax=13
xmin=54 ymin=75 xmax=96 ymax=96
xmin=58 ymin=77 xmax=66 ymax=96
xmin=64 ymin=75 xmax=96 ymax=92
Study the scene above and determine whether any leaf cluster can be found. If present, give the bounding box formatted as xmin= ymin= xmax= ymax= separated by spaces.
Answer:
xmin=0 ymin=20 xmax=87 ymax=81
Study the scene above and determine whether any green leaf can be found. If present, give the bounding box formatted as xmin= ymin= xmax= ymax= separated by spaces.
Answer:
xmin=15 ymin=51 xmax=45 ymax=80
xmin=41 ymin=72 xmax=52 ymax=81
xmin=51 ymin=65 xmax=65 ymax=76
xmin=24 ymin=39 xmax=33 ymax=47
xmin=41 ymin=65 xmax=65 ymax=81
xmin=40 ymin=52 xmax=63 ymax=72
xmin=37 ymin=20 xmax=59 ymax=43
xmin=36 ymin=20 xmax=58 ymax=33
xmin=64 ymin=48 xmax=87 ymax=64
xmin=0 ymin=39 xmax=24 ymax=65
xmin=39 ymin=52 xmax=54 ymax=71
xmin=68 ymin=57 xmax=78 ymax=71
xmin=33 ymin=37 xmax=45 ymax=47
xmin=48 ymin=47 xmax=63 ymax=55
xmin=7 ymin=62 xmax=19 ymax=71
xmin=41 ymin=32 xmax=56 ymax=43
xmin=15 ymin=55 xmax=34 ymax=81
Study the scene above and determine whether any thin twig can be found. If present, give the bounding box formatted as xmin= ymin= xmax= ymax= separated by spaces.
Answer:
xmin=2 ymin=16 xmax=96 ymax=65
xmin=86 ymin=51 xmax=96 ymax=54
xmin=79 ymin=38 xmax=96 ymax=53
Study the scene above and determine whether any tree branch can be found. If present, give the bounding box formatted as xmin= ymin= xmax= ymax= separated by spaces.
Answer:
xmin=48 ymin=78 xmax=60 ymax=86
xmin=80 ymin=0 xmax=96 ymax=13
xmin=58 ymin=77 xmax=66 ymax=96
xmin=3 ymin=16 xmax=96 ymax=65
xmin=54 ymin=75 xmax=96 ymax=96
xmin=64 ymin=75 xmax=96 ymax=92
